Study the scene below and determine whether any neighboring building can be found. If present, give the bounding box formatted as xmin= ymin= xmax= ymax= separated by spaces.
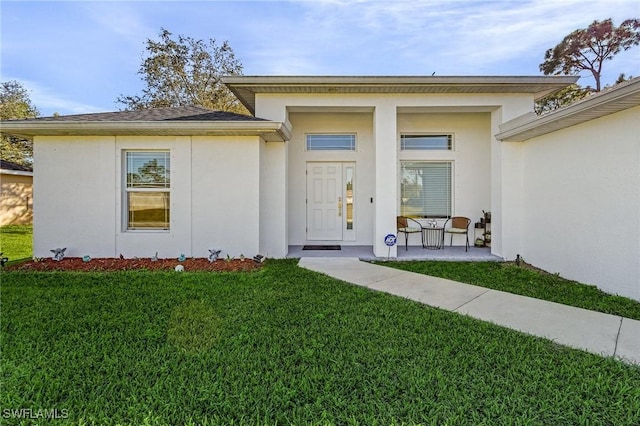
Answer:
xmin=0 ymin=160 xmax=33 ymax=226
xmin=1 ymin=75 xmax=639 ymax=301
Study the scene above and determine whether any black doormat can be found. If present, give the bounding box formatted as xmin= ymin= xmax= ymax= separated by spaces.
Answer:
xmin=302 ymin=245 xmax=341 ymax=250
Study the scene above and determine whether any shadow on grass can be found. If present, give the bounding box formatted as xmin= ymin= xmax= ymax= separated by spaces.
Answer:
xmin=1 ymin=228 xmax=31 ymax=235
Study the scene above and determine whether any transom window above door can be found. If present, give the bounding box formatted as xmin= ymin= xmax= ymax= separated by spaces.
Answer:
xmin=306 ymin=134 xmax=356 ymax=151
xmin=401 ymin=134 xmax=452 ymax=150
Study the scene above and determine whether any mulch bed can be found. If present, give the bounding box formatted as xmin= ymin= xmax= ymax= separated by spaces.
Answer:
xmin=6 ymin=257 xmax=263 ymax=272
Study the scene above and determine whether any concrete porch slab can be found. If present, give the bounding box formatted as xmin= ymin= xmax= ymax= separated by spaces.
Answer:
xmin=289 ymin=245 xmax=502 ymax=261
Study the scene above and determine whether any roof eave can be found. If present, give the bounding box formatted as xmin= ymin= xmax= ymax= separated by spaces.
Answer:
xmin=0 ymin=120 xmax=291 ymax=142
xmin=222 ymin=75 xmax=579 ymax=85
xmin=222 ymin=75 xmax=579 ymax=114
xmin=496 ymin=78 xmax=640 ymax=142
xmin=0 ymin=169 xmax=33 ymax=176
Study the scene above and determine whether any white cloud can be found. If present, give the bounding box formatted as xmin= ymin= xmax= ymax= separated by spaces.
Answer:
xmin=276 ymin=0 xmax=640 ymax=77
xmin=80 ymin=1 xmax=155 ymax=46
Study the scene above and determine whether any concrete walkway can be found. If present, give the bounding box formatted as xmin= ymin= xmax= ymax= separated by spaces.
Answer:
xmin=298 ymin=257 xmax=640 ymax=366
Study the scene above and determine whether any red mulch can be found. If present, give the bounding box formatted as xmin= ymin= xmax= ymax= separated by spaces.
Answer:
xmin=6 ymin=257 xmax=263 ymax=272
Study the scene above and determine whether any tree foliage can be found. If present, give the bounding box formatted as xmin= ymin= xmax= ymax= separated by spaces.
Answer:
xmin=1 ymin=80 xmax=39 ymax=166
xmin=614 ymin=73 xmax=634 ymax=84
xmin=534 ymin=84 xmax=592 ymax=115
xmin=128 ymin=159 xmax=169 ymax=186
xmin=540 ymin=18 xmax=640 ymax=92
xmin=117 ymin=28 xmax=247 ymax=114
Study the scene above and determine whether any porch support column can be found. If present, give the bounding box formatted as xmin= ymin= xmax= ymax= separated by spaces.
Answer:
xmin=259 ymin=139 xmax=288 ymax=258
xmin=373 ymin=103 xmax=398 ymax=258
xmin=491 ymin=106 xmax=524 ymax=261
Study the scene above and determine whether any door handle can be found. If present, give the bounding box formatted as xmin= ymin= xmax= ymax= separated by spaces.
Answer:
xmin=338 ymin=197 xmax=342 ymax=216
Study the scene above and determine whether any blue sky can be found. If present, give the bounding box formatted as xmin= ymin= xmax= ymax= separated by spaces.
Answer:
xmin=2 ymin=0 xmax=639 ymax=116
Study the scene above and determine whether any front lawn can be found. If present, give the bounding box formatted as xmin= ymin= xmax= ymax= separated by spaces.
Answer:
xmin=377 ymin=261 xmax=640 ymax=320
xmin=0 ymin=225 xmax=32 ymax=263
xmin=2 ymin=261 xmax=639 ymax=425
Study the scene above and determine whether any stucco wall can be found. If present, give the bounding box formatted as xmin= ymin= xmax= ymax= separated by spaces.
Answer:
xmin=33 ymin=135 xmax=266 ymax=260
xmin=490 ymin=99 xmax=534 ymax=260
xmin=520 ymin=106 xmax=640 ymax=300
xmin=34 ymin=136 xmax=116 ymax=258
xmin=0 ymin=172 xmax=33 ymax=225
xmin=259 ymin=139 xmax=288 ymax=258
xmin=191 ymin=136 xmax=261 ymax=258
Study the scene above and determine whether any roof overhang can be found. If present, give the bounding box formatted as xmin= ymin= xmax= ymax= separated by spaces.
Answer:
xmin=222 ymin=75 xmax=579 ymax=114
xmin=0 ymin=169 xmax=33 ymax=177
xmin=496 ymin=78 xmax=640 ymax=142
xmin=0 ymin=120 xmax=291 ymax=142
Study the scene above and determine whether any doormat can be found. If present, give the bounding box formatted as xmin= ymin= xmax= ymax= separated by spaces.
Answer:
xmin=302 ymin=245 xmax=341 ymax=250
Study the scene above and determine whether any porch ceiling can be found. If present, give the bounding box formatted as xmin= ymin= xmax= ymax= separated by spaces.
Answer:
xmin=223 ymin=75 xmax=578 ymax=114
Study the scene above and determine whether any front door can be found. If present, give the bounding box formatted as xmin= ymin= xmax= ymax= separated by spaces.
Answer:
xmin=307 ymin=162 xmax=354 ymax=241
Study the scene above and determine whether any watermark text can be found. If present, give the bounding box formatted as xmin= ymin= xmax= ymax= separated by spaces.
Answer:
xmin=2 ymin=408 xmax=69 ymax=420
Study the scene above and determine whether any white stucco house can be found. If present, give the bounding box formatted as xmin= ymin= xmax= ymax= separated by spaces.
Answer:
xmin=1 ymin=75 xmax=639 ymax=301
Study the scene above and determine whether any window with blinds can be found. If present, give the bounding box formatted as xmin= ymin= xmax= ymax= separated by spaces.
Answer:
xmin=125 ymin=151 xmax=170 ymax=230
xmin=400 ymin=162 xmax=451 ymax=218
xmin=401 ymin=134 xmax=452 ymax=150
xmin=306 ymin=134 xmax=356 ymax=151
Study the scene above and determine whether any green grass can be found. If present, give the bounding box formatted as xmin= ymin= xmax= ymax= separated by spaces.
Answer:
xmin=376 ymin=261 xmax=640 ymax=321
xmin=0 ymin=225 xmax=32 ymax=263
xmin=2 ymin=261 xmax=639 ymax=425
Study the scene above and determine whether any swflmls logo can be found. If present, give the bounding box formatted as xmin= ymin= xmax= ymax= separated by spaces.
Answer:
xmin=2 ymin=408 xmax=69 ymax=419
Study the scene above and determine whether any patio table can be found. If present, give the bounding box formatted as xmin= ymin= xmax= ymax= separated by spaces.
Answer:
xmin=422 ymin=226 xmax=444 ymax=250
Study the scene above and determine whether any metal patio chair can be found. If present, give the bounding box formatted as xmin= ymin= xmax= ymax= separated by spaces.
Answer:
xmin=397 ymin=216 xmax=423 ymax=251
xmin=443 ymin=216 xmax=471 ymax=251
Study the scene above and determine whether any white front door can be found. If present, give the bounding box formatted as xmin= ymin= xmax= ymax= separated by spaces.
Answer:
xmin=307 ymin=162 xmax=343 ymax=240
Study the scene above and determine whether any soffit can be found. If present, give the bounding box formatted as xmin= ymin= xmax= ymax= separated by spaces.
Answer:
xmin=223 ymin=76 xmax=579 ymax=114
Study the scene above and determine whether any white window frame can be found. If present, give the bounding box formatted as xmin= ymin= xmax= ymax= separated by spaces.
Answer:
xmin=124 ymin=150 xmax=171 ymax=231
xmin=306 ymin=134 xmax=356 ymax=151
xmin=399 ymin=161 xmax=452 ymax=219
xmin=400 ymin=134 xmax=453 ymax=151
